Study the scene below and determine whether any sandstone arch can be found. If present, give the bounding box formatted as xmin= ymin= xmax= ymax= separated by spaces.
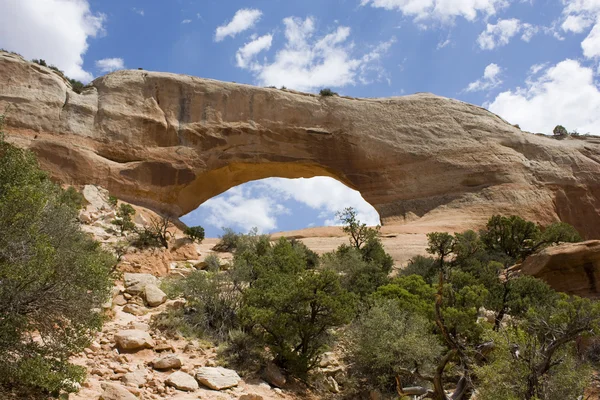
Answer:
xmin=1 ymin=51 xmax=600 ymax=238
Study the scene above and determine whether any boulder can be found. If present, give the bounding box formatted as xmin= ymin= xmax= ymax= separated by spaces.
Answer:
xmin=520 ymin=240 xmax=600 ymax=299
xmin=82 ymin=185 xmax=108 ymax=211
xmin=165 ymin=371 xmax=199 ymax=392
xmin=239 ymin=395 xmax=264 ymax=400
xmin=152 ymin=354 xmax=182 ymax=370
xmin=144 ymin=284 xmax=167 ymax=307
xmin=121 ymin=370 xmax=147 ymax=388
xmin=263 ymin=362 xmax=286 ymax=388
xmin=124 ymin=273 xmax=158 ymax=295
xmin=113 ymin=295 xmax=128 ymax=306
xmin=122 ymin=304 xmax=147 ymax=316
xmin=195 ymin=367 xmax=241 ymax=390
xmin=114 ymin=329 xmax=155 ymax=351
xmin=99 ymin=382 xmax=137 ymax=400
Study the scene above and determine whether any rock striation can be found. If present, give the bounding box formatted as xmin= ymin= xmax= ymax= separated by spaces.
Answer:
xmin=521 ymin=240 xmax=600 ymax=299
xmin=1 ymin=51 xmax=600 ymax=237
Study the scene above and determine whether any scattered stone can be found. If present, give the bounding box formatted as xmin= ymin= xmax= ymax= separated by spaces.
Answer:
xmin=319 ymin=352 xmax=337 ymax=368
xmin=124 ymin=273 xmax=158 ymax=295
xmin=121 ymin=370 xmax=147 ymax=388
xmin=113 ymin=295 xmax=128 ymax=306
xmin=114 ymin=329 xmax=155 ymax=351
xmin=165 ymin=298 xmax=187 ymax=310
xmin=99 ymin=382 xmax=137 ymax=400
xmin=144 ymin=284 xmax=167 ymax=307
xmin=326 ymin=376 xmax=340 ymax=393
xmin=152 ymin=354 xmax=182 ymax=370
xmin=240 ymin=394 xmax=264 ymax=400
xmin=123 ymin=304 xmax=147 ymax=316
xmin=263 ymin=362 xmax=286 ymax=388
xmin=195 ymin=367 xmax=241 ymax=390
xmin=154 ymin=342 xmax=175 ymax=352
xmin=165 ymin=371 xmax=199 ymax=392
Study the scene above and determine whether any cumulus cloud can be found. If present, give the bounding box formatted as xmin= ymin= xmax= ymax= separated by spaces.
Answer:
xmin=235 ymin=34 xmax=273 ymax=69
xmin=95 ymin=57 xmax=124 ymax=73
xmin=235 ymin=16 xmax=395 ymax=91
xmin=464 ymin=63 xmax=502 ymax=92
xmin=183 ymin=177 xmax=380 ymax=234
xmin=561 ymin=0 xmax=600 ymax=58
xmin=360 ymin=0 xmax=507 ymax=23
xmin=182 ymin=19 xmax=192 ymax=24
xmin=199 ymin=186 xmax=290 ymax=233
xmin=0 ymin=0 xmax=105 ymax=82
xmin=487 ymin=59 xmax=600 ymax=134
xmin=261 ymin=177 xmax=380 ymax=226
xmin=215 ymin=8 xmax=262 ymax=42
xmin=477 ymin=19 xmax=538 ymax=50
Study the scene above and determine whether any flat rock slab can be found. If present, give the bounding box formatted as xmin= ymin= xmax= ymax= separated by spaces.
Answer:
xmin=195 ymin=367 xmax=241 ymax=390
xmin=114 ymin=329 xmax=155 ymax=351
xmin=99 ymin=382 xmax=137 ymax=400
xmin=166 ymin=371 xmax=199 ymax=392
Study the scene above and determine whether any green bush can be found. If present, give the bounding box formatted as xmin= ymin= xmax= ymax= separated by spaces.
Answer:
xmin=319 ymin=88 xmax=338 ymax=96
xmin=59 ymin=186 xmax=86 ymax=210
xmin=32 ymin=59 xmax=47 ymax=67
xmin=218 ymin=329 xmax=266 ymax=374
xmin=553 ymin=125 xmax=568 ymax=136
xmin=68 ymin=78 xmax=84 ymax=94
xmin=204 ymin=253 xmax=220 ymax=272
xmin=184 ymin=225 xmax=205 ymax=243
xmin=242 ymin=238 xmax=356 ymax=378
xmin=0 ymin=117 xmax=114 ymax=394
xmin=212 ymin=227 xmax=240 ymax=252
xmin=112 ymin=203 xmax=135 ymax=234
xmin=399 ymin=255 xmax=437 ymax=283
xmin=347 ymin=299 xmax=442 ymax=393
xmin=108 ymin=195 xmax=118 ymax=207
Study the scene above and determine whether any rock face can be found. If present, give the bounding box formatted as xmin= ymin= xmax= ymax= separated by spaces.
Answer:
xmin=521 ymin=240 xmax=600 ymax=299
xmin=2 ymin=51 xmax=600 ymax=237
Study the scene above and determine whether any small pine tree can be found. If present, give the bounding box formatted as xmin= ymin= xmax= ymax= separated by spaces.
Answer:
xmin=553 ymin=125 xmax=568 ymax=136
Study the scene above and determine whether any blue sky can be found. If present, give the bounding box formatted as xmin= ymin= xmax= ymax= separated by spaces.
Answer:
xmin=1 ymin=0 xmax=599 ymax=236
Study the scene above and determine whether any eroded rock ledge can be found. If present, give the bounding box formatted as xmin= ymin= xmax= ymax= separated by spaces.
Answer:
xmin=1 ymin=51 xmax=599 ymax=237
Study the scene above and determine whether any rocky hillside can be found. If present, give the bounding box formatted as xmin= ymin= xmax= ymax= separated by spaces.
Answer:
xmin=1 ymin=51 xmax=600 ymax=239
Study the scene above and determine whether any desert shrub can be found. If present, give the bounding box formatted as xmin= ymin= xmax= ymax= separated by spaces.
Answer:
xmin=0 ymin=118 xmax=114 ymax=394
xmin=553 ymin=125 xmax=568 ymax=136
xmin=540 ymin=221 xmax=582 ymax=244
xmin=147 ymin=215 xmax=174 ymax=249
xmin=112 ymin=203 xmax=135 ymax=234
xmin=184 ymin=225 xmax=205 ymax=243
xmin=319 ymin=88 xmax=337 ymax=96
xmin=347 ymin=299 xmax=442 ymax=393
xmin=155 ymin=271 xmax=241 ymax=341
xmin=213 ymin=227 xmax=240 ymax=252
xmin=68 ymin=78 xmax=84 ymax=94
xmin=32 ymin=58 xmax=47 ymax=66
xmin=242 ymin=238 xmax=356 ymax=378
xmin=399 ymin=255 xmax=437 ymax=283
xmin=108 ymin=195 xmax=118 ymax=207
xmin=131 ymin=227 xmax=162 ymax=249
xmin=204 ymin=253 xmax=221 ymax=272
xmin=59 ymin=186 xmax=86 ymax=210
xmin=218 ymin=329 xmax=266 ymax=374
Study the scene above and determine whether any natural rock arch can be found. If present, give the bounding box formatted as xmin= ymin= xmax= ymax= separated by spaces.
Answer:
xmin=1 ymin=51 xmax=600 ymax=238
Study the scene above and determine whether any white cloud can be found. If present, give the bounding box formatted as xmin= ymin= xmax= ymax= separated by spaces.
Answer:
xmin=182 ymin=19 xmax=192 ymax=24
xmin=261 ymin=177 xmax=380 ymax=226
xmin=477 ymin=19 xmax=538 ymax=50
xmin=95 ymin=57 xmax=124 ymax=73
xmin=235 ymin=16 xmax=394 ymax=91
xmin=236 ymin=34 xmax=273 ymax=69
xmin=132 ymin=8 xmax=144 ymax=16
xmin=0 ymin=0 xmax=105 ymax=82
xmin=561 ymin=0 xmax=600 ymax=58
xmin=464 ymin=63 xmax=502 ymax=92
xmin=360 ymin=0 xmax=508 ymax=23
xmin=562 ymin=14 xmax=594 ymax=33
xmin=215 ymin=8 xmax=262 ymax=42
xmin=487 ymin=59 xmax=600 ymax=134
xmin=201 ymin=186 xmax=289 ymax=233
xmin=582 ymin=20 xmax=600 ymax=57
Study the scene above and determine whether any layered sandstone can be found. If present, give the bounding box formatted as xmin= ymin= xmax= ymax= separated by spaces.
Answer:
xmin=521 ymin=240 xmax=600 ymax=299
xmin=1 ymin=51 xmax=599 ymax=237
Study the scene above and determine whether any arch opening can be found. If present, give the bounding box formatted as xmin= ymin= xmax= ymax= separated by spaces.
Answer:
xmin=180 ymin=176 xmax=380 ymax=238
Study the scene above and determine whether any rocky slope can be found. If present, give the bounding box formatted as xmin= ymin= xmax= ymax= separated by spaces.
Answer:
xmin=1 ymin=51 xmax=600 ymax=238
